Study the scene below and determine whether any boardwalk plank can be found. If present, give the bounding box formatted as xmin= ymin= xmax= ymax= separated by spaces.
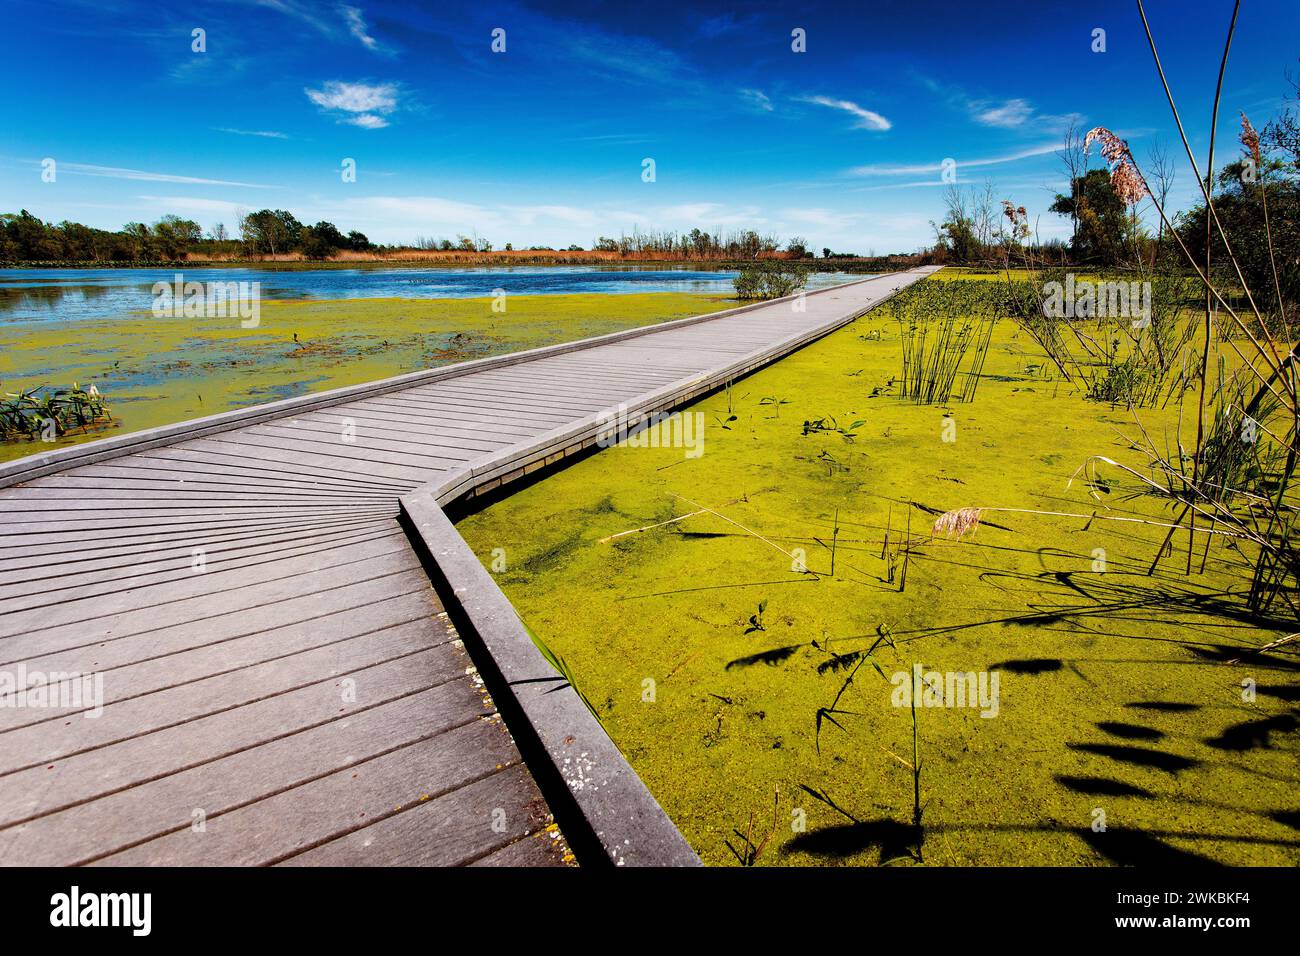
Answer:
xmin=98 ymin=719 xmax=520 ymax=866
xmin=0 ymin=647 xmax=469 ymax=829
xmin=279 ymin=763 xmax=549 ymax=867
xmin=0 ymin=685 xmax=477 ymax=866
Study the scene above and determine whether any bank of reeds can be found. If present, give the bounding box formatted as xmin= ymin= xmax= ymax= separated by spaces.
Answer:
xmin=886 ymin=280 xmax=999 ymax=404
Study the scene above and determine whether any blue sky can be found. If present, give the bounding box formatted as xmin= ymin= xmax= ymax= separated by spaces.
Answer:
xmin=2 ymin=0 xmax=1297 ymax=252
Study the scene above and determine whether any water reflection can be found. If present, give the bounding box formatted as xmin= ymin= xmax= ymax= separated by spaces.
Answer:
xmin=0 ymin=265 xmax=868 ymax=325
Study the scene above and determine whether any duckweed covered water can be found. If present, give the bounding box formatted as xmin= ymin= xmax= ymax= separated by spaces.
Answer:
xmin=456 ymin=277 xmax=1300 ymax=867
xmin=0 ymin=292 xmax=730 ymax=462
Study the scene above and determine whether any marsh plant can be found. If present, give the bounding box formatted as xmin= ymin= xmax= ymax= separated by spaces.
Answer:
xmin=806 ymin=633 xmax=926 ymax=864
xmin=801 ymin=414 xmax=863 ymax=441
xmin=727 ymin=786 xmax=780 ymax=867
xmin=886 ymin=280 xmax=997 ymax=404
xmin=1010 ymin=267 xmax=1199 ymax=408
xmin=0 ymin=383 xmax=113 ymax=443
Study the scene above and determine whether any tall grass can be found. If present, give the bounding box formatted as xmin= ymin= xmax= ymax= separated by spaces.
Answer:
xmin=887 ymin=280 xmax=999 ymax=404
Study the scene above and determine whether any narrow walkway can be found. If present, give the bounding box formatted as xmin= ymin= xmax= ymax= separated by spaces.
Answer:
xmin=0 ymin=267 xmax=937 ymax=865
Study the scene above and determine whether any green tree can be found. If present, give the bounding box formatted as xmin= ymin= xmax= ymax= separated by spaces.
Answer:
xmin=299 ymin=221 xmax=345 ymax=259
xmin=1049 ymin=168 xmax=1127 ymax=264
xmin=152 ymin=215 xmax=202 ymax=259
xmin=1177 ymin=158 xmax=1300 ymax=318
xmin=121 ymin=222 xmax=155 ymax=260
xmin=239 ymin=209 xmax=303 ymax=255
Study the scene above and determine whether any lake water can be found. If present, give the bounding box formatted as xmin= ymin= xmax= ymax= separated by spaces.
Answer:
xmin=0 ymin=265 xmax=866 ymax=325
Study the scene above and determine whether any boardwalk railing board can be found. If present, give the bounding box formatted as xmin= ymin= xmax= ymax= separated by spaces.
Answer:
xmin=400 ymin=496 xmax=701 ymax=867
xmin=0 ymin=267 xmax=939 ymax=868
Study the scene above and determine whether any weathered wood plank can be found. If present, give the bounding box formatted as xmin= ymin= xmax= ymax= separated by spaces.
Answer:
xmin=0 ymin=617 xmax=456 ymax=767
xmin=0 ymin=646 xmax=468 ymax=828
xmin=98 ymin=719 xmax=522 ymax=866
xmin=0 ymin=568 xmax=434 ymax=672
xmin=278 ymin=763 xmax=550 ymax=867
xmin=1 ymin=684 xmax=478 ymax=866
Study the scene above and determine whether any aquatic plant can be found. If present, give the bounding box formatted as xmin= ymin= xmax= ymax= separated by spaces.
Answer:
xmin=801 ymin=414 xmax=863 ymax=441
xmin=0 ymin=383 xmax=112 ymax=443
xmin=726 ymin=785 xmax=780 ymax=866
xmin=887 ymin=280 xmax=999 ymax=404
xmin=1016 ymin=267 xmax=1200 ymax=408
xmin=520 ymin=618 xmax=601 ymax=721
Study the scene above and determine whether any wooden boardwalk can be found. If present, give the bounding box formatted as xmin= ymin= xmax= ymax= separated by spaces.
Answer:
xmin=0 ymin=267 xmax=936 ymax=866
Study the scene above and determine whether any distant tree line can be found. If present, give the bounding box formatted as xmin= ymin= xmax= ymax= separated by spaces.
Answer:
xmin=2 ymin=207 xmax=926 ymax=267
xmin=590 ymin=227 xmax=784 ymax=260
xmin=0 ymin=210 xmax=205 ymax=262
xmin=0 ymin=208 xmax=374 ymax=263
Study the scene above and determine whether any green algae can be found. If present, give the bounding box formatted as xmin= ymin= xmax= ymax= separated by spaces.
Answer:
xmin=456 ymin=275 xmax=1300 ymax=867
xmin=0 ymin=292 xmax=730 ymax=462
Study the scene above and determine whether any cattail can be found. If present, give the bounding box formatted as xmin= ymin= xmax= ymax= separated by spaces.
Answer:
xmin=932 ymin=507 xmax=983 ymax=539
xmin=1240 ymin=111 xmax=1261 ymax=163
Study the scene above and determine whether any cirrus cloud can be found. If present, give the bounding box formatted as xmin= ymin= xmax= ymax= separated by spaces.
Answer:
xmin=972 ymin=97 xmax=1034 ymax=128
xmin=305 ymin=80 xmax=399 ymax=128
xmin=798 ymin=95 xmax=892 ymax=131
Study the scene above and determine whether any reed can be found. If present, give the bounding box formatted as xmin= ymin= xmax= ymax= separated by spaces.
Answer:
xmin=888 ymin=280 xmax=998 ymax=405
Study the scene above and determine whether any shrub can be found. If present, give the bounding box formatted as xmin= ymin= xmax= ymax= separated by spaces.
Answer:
xmin=733 ymin=261 xmax=809 ymax=300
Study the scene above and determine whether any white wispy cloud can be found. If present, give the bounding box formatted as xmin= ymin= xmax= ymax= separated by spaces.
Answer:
xmin=254 ymin=0 xmax=334 ymax=35
xmin=656 ymin=202 xmax=764 ymax=225
xmin=739 ymin=88 xmax=773 ymax=112
xmin=53 ymin=162 xmax=273 ymax=188
xmin=305 ymin=80 xmax=399 ymax=128
xmin=346 ymin=113 xmax=389 ymax=129
xmin=848 ymin=143 xmax=1060 ymax=177
xmin=913 ymin=74 xmax=1082 ymax=135
xmin=505 ymin=205 xmax=603 ymax=228
xmin=971 ymin=98 xmax=1034 ymax=128
xmin=854 ymin=179 xmax=975 ymax=192
xmin=798 ymin=95 xmax=891 ymax=131
xmin=341 ymin=4 xmax=387 ymax=53
xmin=215 ymin=127 xmax=289 ymax=139
xmin=780 ymin=207 xmax=864 ymax=231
